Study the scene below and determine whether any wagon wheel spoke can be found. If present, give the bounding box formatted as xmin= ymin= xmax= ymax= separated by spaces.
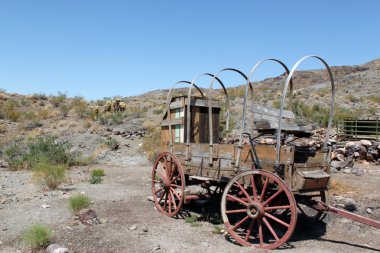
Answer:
xmin=170 ymin=184 xmax=183 ymax=189
xmin=234 ymin=181 xmax=252 ymax=203
xmin=158 ymin=189 xmax=167 ymax=205
xmin=168 ymin=192 xmax=172 ymax=214
xmin=171 ymin=174 xmax=181 ymax=183
xmin=227 ymin=194 xmax=249 ymax=206
xmin=258 ymin=220 xmax=264 ymax=246
xmin=264 ymin=212 xmax=289 ymax=228
xmin=154 ymin=188 xmax=164 ymax=195
xmin=163 ymin=190 xmax=169 ymax=211
xmin=250 ymin=175 xmax=258 ymax=201
xmin=232 ymin=215 xmax=250 ymax=231
xmin=245 ymin=219 xmax=255 ymax=242
xmin=262 ymin=217 xmax=279 ymax=241
xmin=156 ymin=169 xmax=166 ymax=181
xmin=169 ymin=190 xmax=177 ymax=210
xmin=259 ymin=177 xmax=269 ymax=201
xmin=265 ymin=205 xmax=291 ymax=211
xmin=170 ymin=188 xmax=181 ymax=200
xmin=225 ymin=209 xmax=247 ymax=214
xmin=262 ymin=188 xmax=283 ymax=206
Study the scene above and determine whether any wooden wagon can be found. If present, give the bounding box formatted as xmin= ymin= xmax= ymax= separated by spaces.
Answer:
xmin=151 ymin=56 xmax=380 ymax=249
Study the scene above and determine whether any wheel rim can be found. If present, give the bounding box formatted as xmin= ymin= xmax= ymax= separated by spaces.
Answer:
xmin=296 ymin=191 xmax=326 ymax=226
xmin=151 ymin=152 xmax=185 ymax=217
xmin=221 ymin=170 xmax=297 ymax=249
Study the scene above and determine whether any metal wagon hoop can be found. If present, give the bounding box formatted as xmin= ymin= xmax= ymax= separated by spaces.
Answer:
xmin=275 ymin=55 xmax=336 ymax=166
xmin=236 ymin=58 xmax=293 ymax=169
xmin=208 ymin=68 xmax=249 ymax=165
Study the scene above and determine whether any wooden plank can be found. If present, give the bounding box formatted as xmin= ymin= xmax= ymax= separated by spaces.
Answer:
xmin=251 ymin=104 xmax=295 ymax=119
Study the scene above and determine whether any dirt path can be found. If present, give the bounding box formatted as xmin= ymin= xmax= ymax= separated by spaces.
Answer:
xmin=1 ymin=155 xmax=380 ymax=253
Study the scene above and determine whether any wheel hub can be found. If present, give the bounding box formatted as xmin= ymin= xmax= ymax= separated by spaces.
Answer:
xmin=247 ymin=202 xmax=264 ymax=219
xmin=163 ymin=179 xmax=171 ymax=189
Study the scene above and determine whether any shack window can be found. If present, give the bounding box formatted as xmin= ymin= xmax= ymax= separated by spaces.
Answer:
xmin=174 ymin=108 xmax=184 ymax=143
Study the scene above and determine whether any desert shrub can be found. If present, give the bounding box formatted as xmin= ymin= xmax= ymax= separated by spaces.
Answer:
xmin=23 ymin=135 xmax=72 ymax=167
xmin=21 ymin=111 xmax=42 ymax=130
xmin=368 ymin=95 xmax=380 ymax=104
xmin=91 ymin=169 xmax=105 ymax=177
xmin=89 ymin=175 xmax=102 ymax=184
xmin=104 ymin=137 xmax=119 ymax=150
xmin=153 ymin=107 xmax=163 ymax=115
xmin=51 ymin=92 xmax=67 ymax=107
xmin=141 ymin=127 xmax=161 ymax=164
xmin=345 ymin=94 xmax=359 ymax=103
xmin=1 ymin=99 xmax=22 ymax=122
xmin=185 ymin=215 xmax=201 ymax=227
xmin=69 ymin=194 xmax=91 ymax=213
xmin=59 ymin=104 xmax=70 ymax=117
xmin=22 ymin=224 xmax=51 ymax=248
xmin=70 ymin=154 xmax=97 ymax=166
xmin=0 ymin=124 xmax=6 ymax=133
xmin=89 ymin=169 xmax=105 ymax=184
xmin=33 ymin=160 xmax=67 ymax=189
xmin=37 ymin=109 xmax=51 ymax=119
xmin=3 ymin=141 xmax=28 ymax=170
xmin=71 ymin=96 xmax=89 ymax=118
xmin=104 ymin=98 xmax=127 ymax=112
xmin=31 ymin=93 xmax=48 ymax=100
xmin=110 ymin=111 xmax=126 ymax=124
xmin=127 ymin=106 xmax=147 ymax=118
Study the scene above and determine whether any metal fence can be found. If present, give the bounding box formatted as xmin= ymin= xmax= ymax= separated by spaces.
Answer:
xmin=337 ymin=118 xmax=379 ymax=140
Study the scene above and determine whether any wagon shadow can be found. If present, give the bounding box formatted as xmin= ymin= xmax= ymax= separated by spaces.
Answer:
xmin=178 ymin=200 xmax=379 ymax=251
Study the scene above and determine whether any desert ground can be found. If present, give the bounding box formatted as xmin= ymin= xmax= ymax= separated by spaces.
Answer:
xmin=1 ymin=136 xmax=379 ymax=253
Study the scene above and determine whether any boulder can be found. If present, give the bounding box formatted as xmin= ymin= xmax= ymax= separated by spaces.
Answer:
xmin=46 ymin=244 xmax=69 ymax=253
xmin=360 ymin=140 xmax=372 ymax=146
xmin=78 ymin=208 xmax=101 ymax=225
xmin=345 ymin=141 xmax=356 ymax=149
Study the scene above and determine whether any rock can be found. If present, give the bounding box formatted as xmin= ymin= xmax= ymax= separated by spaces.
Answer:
xmin=331 ymin=161 xmax=341 ymax=169
xmin=335 ymin=148 xmax=346 ymax=155
xmin=366 ymin=154 xmax=374 ymax=162
xmin=129 ymin=224 xmax=137 ymax=230
xmin=345 ymin=141 xmax=356 ymax=149
xmin=138 ymin=225 xmax=148 ymax=234
xmin=369 ymin=149 xmax=378 ymax=156
xmin=153 ymin=244 xmax=161 ymax=250
xmin=358 ymin=145 xmax=367 ymax=160
xmin=343 ymin=198 xmax=357 ymax=212
xmin=366 ymin=208 xmax=373 ymax=214
xmin=351 ymin=167 xmax=365 ymax=176
xmin=330 ymin=167 xmax=339 ymax=173
xmin=147 ymin=196 xmax=154 ymax=202
xmin=46 ymin=244 xmax=69 ymax=253
xmin=336 ymin=154 xmax=345 ymax=162
xmin=78 ymin=208 xmax=101 ymax=225
xmin=41 ymin=204 xmax=50 ymax=208
xmin=360 ymin=140 xmax=372 ymax=146
xmin=341 ymin=168 xmax=352 ymax=174
xmin=354 ymin=152 xmax=360 ymax=158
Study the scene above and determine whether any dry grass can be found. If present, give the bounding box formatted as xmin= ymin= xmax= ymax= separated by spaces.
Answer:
xmin=329 ymin=179 xmax=355 ymax=195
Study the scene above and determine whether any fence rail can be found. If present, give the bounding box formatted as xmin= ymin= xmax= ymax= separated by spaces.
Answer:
xmin=337 ymin=118 xmax=379 ymax=140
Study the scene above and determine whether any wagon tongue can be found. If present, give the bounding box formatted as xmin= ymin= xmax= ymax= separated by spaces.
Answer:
xmin=313 ymin=201 xmax=380 ymax=229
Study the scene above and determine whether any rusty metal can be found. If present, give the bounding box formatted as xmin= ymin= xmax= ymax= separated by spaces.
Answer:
xmin=313 ymin=201 xmax=380 ymax=229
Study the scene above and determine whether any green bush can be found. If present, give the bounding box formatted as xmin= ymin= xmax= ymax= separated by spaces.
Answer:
xmin=24 ymin=135 xmax=72 ymax=167
xmin=33 ymin=160 xmax=67 ymax=189
xmin=91 ymin=169 xmax=105 ymax=177
xmin=22 ymin=224 xmax=51 ymax=248
xmin=69 ymin=194 xmax=91 ymax=213
xmin=3 ymin=141 xmax=28 ymax=170
xmin=51 ymin=92 xmax=67 ymax=107
xmin=89 ymin=175 xmax=102 ymax=184
xmin=104 ymin=137 xmax=119 ymax=150
xmin=89 ymin=169 xmax=105 ymax=184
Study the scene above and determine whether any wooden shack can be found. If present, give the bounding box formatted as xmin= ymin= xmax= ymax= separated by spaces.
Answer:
xmin=161 ymin=96 xmax=221 ymax=150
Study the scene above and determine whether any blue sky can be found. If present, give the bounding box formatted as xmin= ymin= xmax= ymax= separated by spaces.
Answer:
xmin=0 ymin=1 xmax=379 ymax=99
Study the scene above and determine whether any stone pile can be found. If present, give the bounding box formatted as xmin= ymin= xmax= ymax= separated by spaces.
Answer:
xmin=330 ymin=139 xmax=379 ymax=173
xmin=110 ymin=128 xmax=148 ymax=139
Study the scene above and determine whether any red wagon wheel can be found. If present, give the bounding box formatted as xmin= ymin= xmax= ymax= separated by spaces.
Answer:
xmin=151 ymin=152 xmax=185 ymax=217
xmin=221 ymin=170 xmax=297 ymax=250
